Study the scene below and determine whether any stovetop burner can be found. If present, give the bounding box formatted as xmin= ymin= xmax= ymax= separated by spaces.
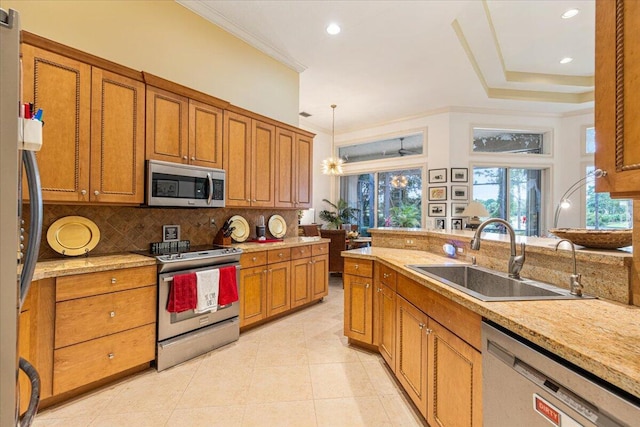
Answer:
xmin=139 ymin=244 xmax=243 ymax=273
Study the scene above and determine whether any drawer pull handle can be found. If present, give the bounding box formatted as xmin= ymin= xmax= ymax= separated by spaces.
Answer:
xmin=110 ymin=311 xmax=115 ymax=318
xmin=355 ymin=265 xmax=359 ymax=269
xmin=278 ymin=253 xmax=283 ymax=257
xmin=365 ymin=283 xmax=370 ymax=289
xmin=377 ymin=287 xmax=382 ymax=292
xmin=383 ymin=273 xmax=390 ymax=279
xmin=252 ymin=257 xmax=257 ymax=262
xmin=108 ymin=353 xmax=115 ymax=359
xmin=111 ymin=278 xmax=116 ymax=284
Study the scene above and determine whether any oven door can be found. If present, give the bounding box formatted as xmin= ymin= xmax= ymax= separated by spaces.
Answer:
xmin=158 ymin=262 xmax=239 ymax=342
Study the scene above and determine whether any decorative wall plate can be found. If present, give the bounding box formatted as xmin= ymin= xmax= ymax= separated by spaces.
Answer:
xmin=268 ymin=214 xmax=287 ymax=238
xmin=229 ymin=215 xmax=250 ymax=242
xmin=46 ymin=216 xmax=101 ymax=256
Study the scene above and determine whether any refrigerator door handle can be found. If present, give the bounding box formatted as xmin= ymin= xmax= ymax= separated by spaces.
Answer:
xmin=19 ymin=151 xmax=42 ymax=310
xmin=18 ymin=357 xmax=40 ymax=427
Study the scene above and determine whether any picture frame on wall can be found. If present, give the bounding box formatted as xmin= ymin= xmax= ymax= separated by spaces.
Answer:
xmin=434 ymin=218 xmax=446 ymax=230
xmin=451 ymin=202 xmax=468 ymax=216
xmin=428 ymin=168 xmax=447 ymax=183
xmin=428 ymin=203 xmax=447 ymax=217
xmin=451 ymin=218 xmax=463 ymax=230
xmin=428 ymin=186 xmax=447 ymax=201
xmin=451 ymin=185 xmax=468 ymax=200
xmin=451 ymin=168 xmax=468 ymax=182
xmin=163 ymin=224 xmax=181 ymax=242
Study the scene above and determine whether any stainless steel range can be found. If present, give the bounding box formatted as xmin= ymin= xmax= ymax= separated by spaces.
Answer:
xmin=154 ymin=245 xmax=242 ymax=371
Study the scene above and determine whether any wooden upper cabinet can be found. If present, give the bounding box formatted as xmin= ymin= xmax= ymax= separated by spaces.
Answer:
xmin=275 ymin=129 xmax=313 ymax=209
xmin=22 ymin=44 xmax=144 ymax=204
xmin=224 ymin=111 xmax=275 ymax=207
xmin=189 ymin=100 xmax=223 ymax=169
xmin=146 ymin=86 xmax=189 ymax=163
xmin=595 ymin=0 xmax=640 ymax=198
xmin=91 ymin=68 xmax=145 ymax=204
xmin=21 ymin=44 xmax=91 ymax=202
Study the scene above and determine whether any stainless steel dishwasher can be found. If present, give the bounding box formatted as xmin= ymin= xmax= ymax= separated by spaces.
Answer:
xmin=482 ymin=322 xmax=639 ymax=427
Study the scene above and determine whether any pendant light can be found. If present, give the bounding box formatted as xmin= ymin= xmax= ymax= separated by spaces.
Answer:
xmin=322 ymin=104 xmax=344 ymax=175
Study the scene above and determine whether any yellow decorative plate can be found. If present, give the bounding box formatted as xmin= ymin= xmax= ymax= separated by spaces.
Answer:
xmin=229 ymin=215 xmax=250 ymax=242
xmin=46 ymin=216 xmax=101 ymax=256
xmin=268 ymin=214 xmax=287 ymax=238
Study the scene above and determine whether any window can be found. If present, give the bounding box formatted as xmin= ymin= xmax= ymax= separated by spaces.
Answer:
xmin=340 ymin=168 xmax=423 ymax=234
xmin=585 ymin=165 xmax=632 ymax=229
xmin=472 ymin=128 xmax=548 ymax=154
xmin=472 ymin=167 xmax=542 ymax=236
xmin=338 ymin=134 xmax=423 ymax=164
xmin=585 ymin=126 xmax=596 ymax=154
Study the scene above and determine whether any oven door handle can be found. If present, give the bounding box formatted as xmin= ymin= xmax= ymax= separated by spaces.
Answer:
xmin=206 ymin=172 xmax=213 ymax=205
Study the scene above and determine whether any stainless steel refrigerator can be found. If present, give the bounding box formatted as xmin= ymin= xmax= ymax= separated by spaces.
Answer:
xmin=1 ymin=8 xmax=43 ymax=427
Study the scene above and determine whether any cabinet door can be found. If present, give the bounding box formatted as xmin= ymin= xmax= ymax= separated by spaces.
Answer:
xmin=311 ymin=254 xmax=329 ymax=300
xmin=427 ymin=319 xmax=482 ymax=427
xmin=18 ymin=308 xmax=31 ymax=415
xmin=189 ymin=100 xmax=223 ymax=169
xmin=146 ymin=86 xmax=189 ymax=164
xmin=291 ymin=257 xmax=312 ymax=308
xmin=343 ymin=274 xmax=373 ymax=343
xmin=375 ymin=283 xmax=396 ymax=371
xmin=274 ymin=128 xmax=295 ymax=208
xmin=267 ymin=261 xmax=290 ymax=317
xmin=251 ymin=120 xmax=276 ymax=207
xmin=395 ymin=295 xmax=428 ymax=418
xmin=595 ymin=0 xmax=640 ymax=197
xmin=295 ymin=133 xmax=313 ymax=208
xmin=239 ymin=265 xmax=267 ymax=327
xmin=90 ymin=68 xmax=145 ymax=204
xmin=223 ymin=111 xmax=252 ymax=207
xmin=21 ymin=44 xmax=91 ymax=202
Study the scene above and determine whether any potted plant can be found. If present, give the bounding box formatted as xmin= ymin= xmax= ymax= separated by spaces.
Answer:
xmin=318 ymin=198 xmax=359 ymax=229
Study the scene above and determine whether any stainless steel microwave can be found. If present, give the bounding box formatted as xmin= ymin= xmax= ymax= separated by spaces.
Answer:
xmin=146 ymin=160 xmax=225 ymax=208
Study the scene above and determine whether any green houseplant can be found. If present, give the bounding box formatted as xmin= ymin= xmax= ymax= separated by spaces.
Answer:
xmin=318 ymin=198 xmax=359 ymax=229
xmin=389 ymin=202 xmax=421 ymax=228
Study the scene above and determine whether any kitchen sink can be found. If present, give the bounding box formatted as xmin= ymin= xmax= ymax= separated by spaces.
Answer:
xmin=405 ymin=264 xmax=595 ymax=301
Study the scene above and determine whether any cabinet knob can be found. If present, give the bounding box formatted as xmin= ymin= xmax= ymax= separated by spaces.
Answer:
xmin=108 ymin=353 xmax=115 ymax=359
xmin=81 ymin=189 xmax=87 ymax=196
xmin=183 ymin=156 xmax=188 ymax=160
xmin=253 ymin=199 xmax=257 ymax=202
xmin=252 ymin=256 xmax=257 ymax=262
xmin=111 ymin=278 xmax=117 ymax=284
xmin=278 ymin=253 xmax=283 ymax=257
xmin=383 ymin=273 xmax=390 ymax=279
xmin=110 ymin=311 xmax=115 ymax=318
xmin=94 ymin=190 xmax=100 ymax=196
xmin=269 ymin=269 xmax=272 ymax=273
xmin=247 ymin=199 xmax=251 ymax=202
xmin=191 ymin=156 xmax=195 ymax=161
xmin=419 ymin=323 xmax=425 ymax=329
xmin=355 ymin=265 xmax=359 ymax=270
xmin=425 ymin=328 xmax=433 ymax=335
xmin=365 ymin=283 xmax=370 ymax=289
xmin=309 ymin=261 xmax=313 ymax=264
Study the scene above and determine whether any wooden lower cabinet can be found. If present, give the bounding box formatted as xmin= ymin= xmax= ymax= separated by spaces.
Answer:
xmin=240 ymin=265 xmax=268 ymax=327
xmin=343 ymin=273 xmax=373 ymax=343
xmin=311 ymin=254 xmax=329 ymax=300
xmin=427 ymin=319 xmax=482 ymax=427
xmin=375 ymin=282 xmax=396 ymax=371
xmin=291 ymin=257 xmax=312 ymax=308
xmin=267 ymin=261 xmax=291 ymax=317
xmin=395 ymin=295 xmax=429 ymax=418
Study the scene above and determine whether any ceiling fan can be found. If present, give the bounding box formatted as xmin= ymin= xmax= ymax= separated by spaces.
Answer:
xmin=397 ymin=137 xmax=415 ymax=156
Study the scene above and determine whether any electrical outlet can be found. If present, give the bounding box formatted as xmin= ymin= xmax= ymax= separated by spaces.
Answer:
xmin=210 ymin=217 xmax=216 ymax=228
xmin=457 ymin=247 xmax=464 ymax=254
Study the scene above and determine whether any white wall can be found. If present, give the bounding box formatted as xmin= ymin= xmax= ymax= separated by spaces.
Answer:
xmin=2 ymin=0 xmax=300 ymax=125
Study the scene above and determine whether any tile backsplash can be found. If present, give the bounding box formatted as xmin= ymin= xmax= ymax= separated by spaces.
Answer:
xmin=26 ymin=204 xmax=299 ymax=260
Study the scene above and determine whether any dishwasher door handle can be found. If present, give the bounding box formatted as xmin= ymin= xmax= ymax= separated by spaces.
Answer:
xmin=487 ymin=339 xmax=516 ymax=367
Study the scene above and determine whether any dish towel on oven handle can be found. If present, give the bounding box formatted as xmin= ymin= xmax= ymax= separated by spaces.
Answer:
xmin=167 ymin=272 xmax=197 ymax=313
xmin=195 ymin=269 xmax=219 ymax=313
xmin=218 ymin=266 xmax=239 ymax=306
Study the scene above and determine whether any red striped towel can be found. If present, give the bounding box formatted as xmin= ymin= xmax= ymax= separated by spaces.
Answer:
xmin=218 ymin=266 xmax=238 ymax=306
xmin=167 ymin=272 xmax=197 ymax=313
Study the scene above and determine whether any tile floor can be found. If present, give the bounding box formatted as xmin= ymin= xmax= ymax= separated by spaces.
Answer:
xmin=33 ymin=276 xmax=425 ymax=427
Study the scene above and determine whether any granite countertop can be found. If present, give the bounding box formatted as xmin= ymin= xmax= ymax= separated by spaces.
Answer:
xmin=342 ymin=246 xmax=640 ymax=399
xmin=32 ymin=253 xmax=157 ymax=281
xmin=232 ymin=236 xmax=329 ymax=253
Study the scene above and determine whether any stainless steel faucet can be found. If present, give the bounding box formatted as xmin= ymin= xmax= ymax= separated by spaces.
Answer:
xmin=470 ymin=218 xmax=526 ymax=279
xmin=554 ymin=239 xmax=583 ymax=296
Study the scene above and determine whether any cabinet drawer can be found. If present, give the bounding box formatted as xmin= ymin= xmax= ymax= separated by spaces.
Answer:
xmin=312 ymin=243 xmax=329 ymax=256
xmin=291 ymin=245 xmax=311 ymax=260
xmin=55 ymin=286 xmax=156 ymax=348
xmin=377 ymin=263 xmax=397 ymax=291
xmin=241 ymin=251 xmax=267 ymax=268
xmin=53 ymin=323 xmax=155 ymax=395
xmin=268 ymin=248 xmax=291 ymax=263
xmin=344 ymin=258 xmax=373 ymax=277
xmin=56 ymin=266 xmax=156 ymax=302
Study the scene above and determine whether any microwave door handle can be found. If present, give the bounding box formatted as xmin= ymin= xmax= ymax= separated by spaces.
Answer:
xmin=206 ymin=172 xmax=213 ymax=205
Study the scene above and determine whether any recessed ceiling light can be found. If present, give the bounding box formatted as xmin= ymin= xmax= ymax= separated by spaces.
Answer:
xmin=560 ymin=57 xmax=573 ymax=64
xmin=326 ymin=23 xmax=341 ymax=35
xmin=561 ymin=8 xmax=580 ymax=19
